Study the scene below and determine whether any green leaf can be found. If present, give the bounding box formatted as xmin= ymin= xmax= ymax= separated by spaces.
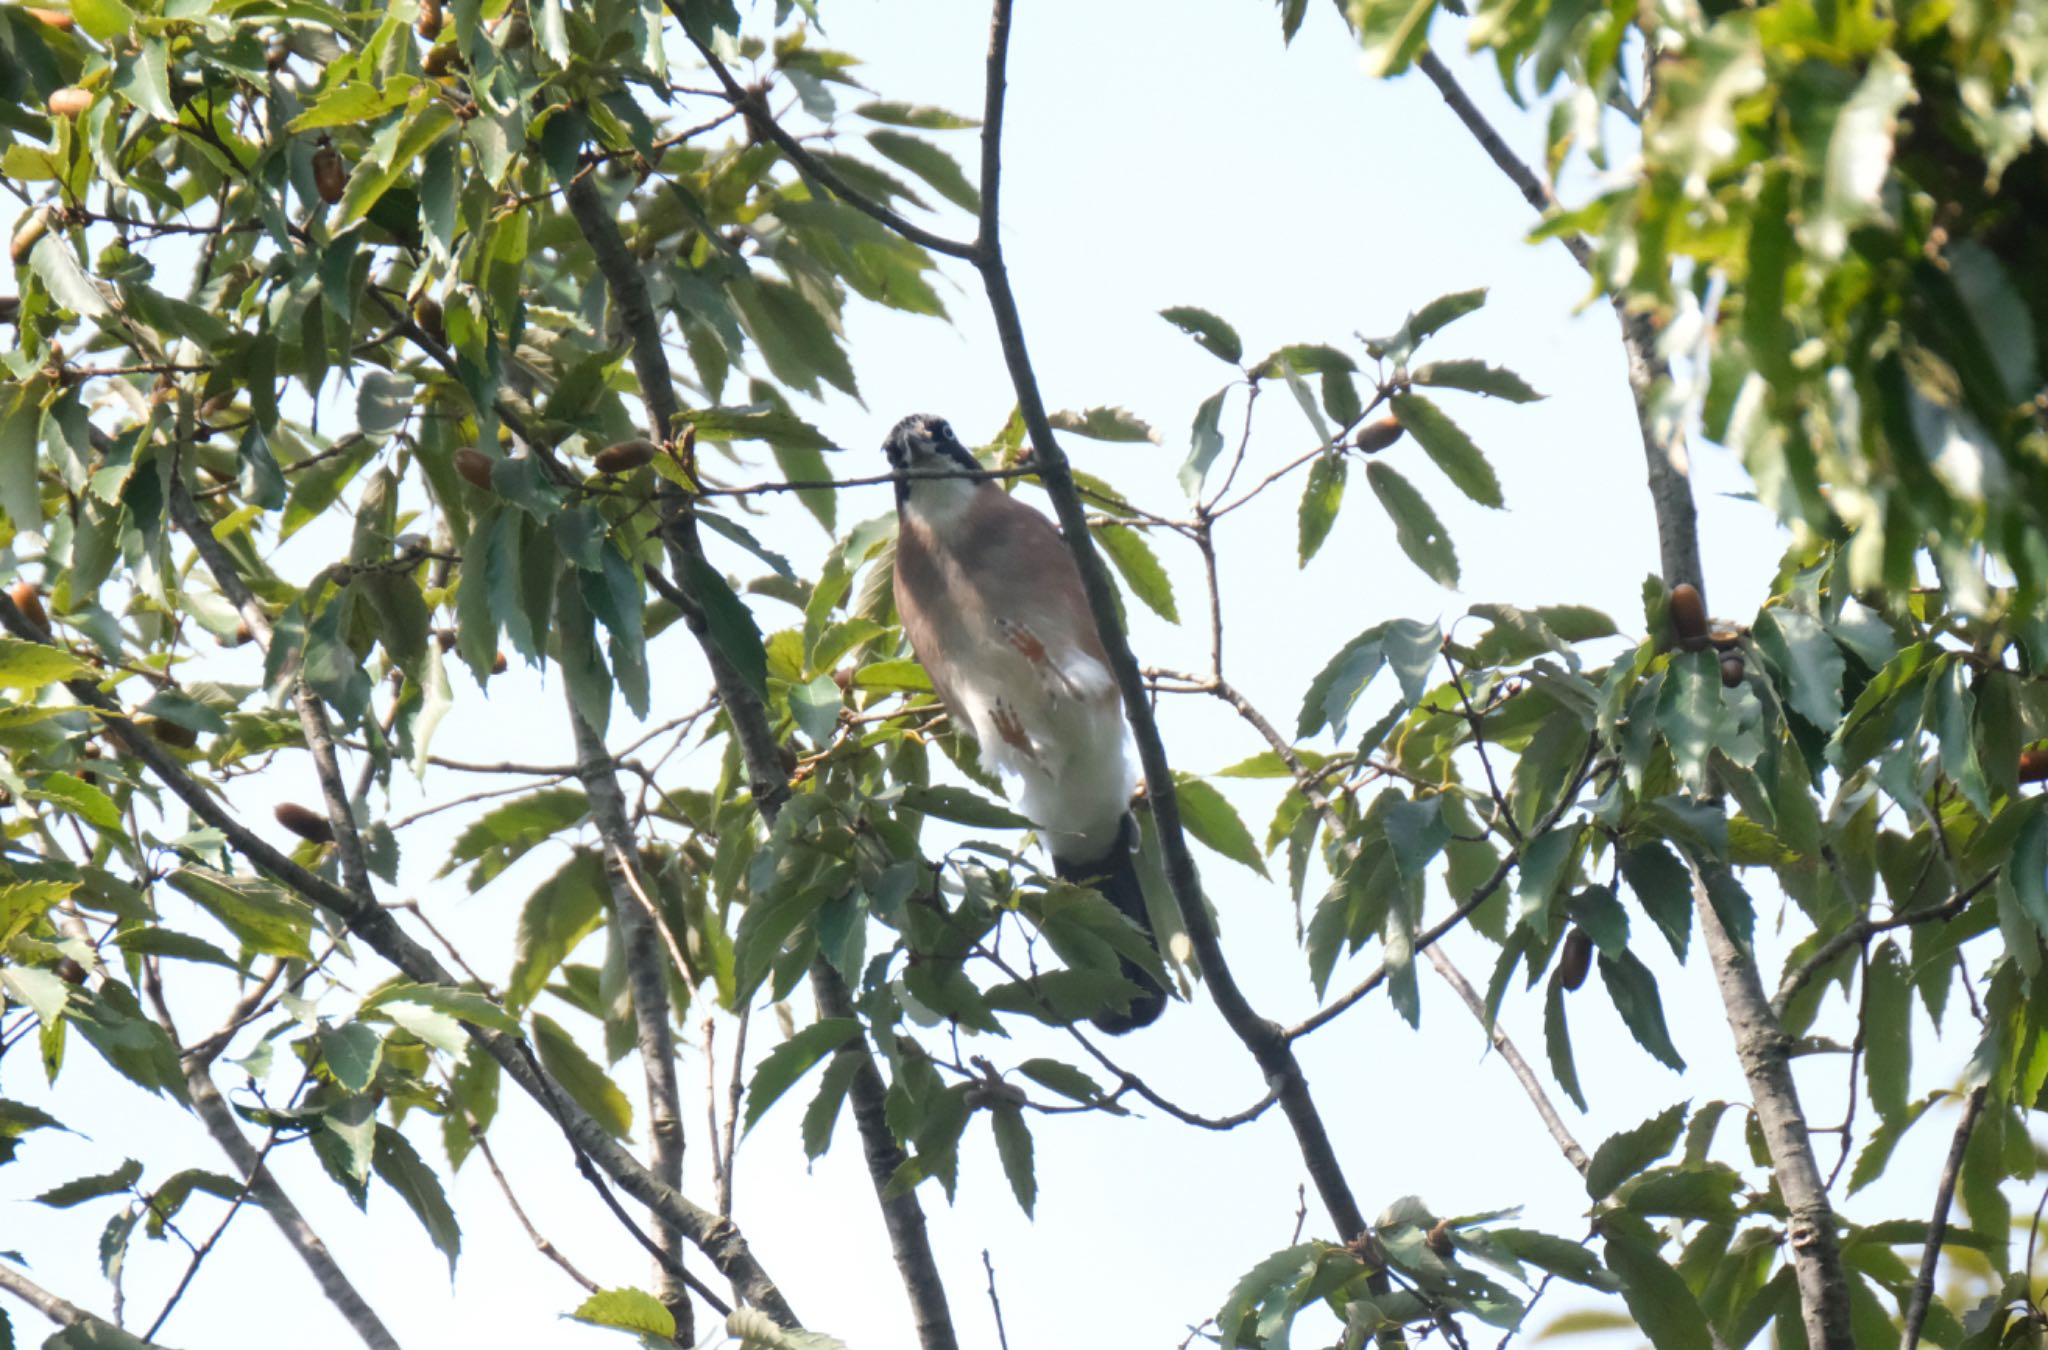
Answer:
xmin=866 ymin=130 xmax=980 ymax=212
xmin=319 ymin=1021 xmax=384 ymax=1094
xmin=1159 ymin=306 xmax=1244 ymax=364
xmin=1172 ymin=776 xmax=1269 ymax=877
xmin=1813 ymin=50 xmax=1915 ymax=259
xmin=28 ymin=772 xmax=122 ymax=833
xmin=1366 ymin=461 xmax=1458 ymax=586
xmin=113 ymin=39 xmax=175 ymax=121
xmin=1753 ymin=608 xmax=1845 ymax=730
xmin=1544 ymin=969 xmax=1588 ymax=1112
xmin=744 ymin=1018 xmax=860 ymax=1134
xmin=1388 ymin=392 xmax=1503 ymax=508
xmin=990 ymin=1104 xmax=1035 ymax=1216
xmin=1093 ymin=523 xmax=1179 ymax=623
xmin=679 ymin=552 xmax=768 ymax=701
xmin=1587 ymin=1103 xmax=1687 ymax=1200
xmin=1410 ymin=359 xmax=1544 ymax=403
xmin=1599 ymin=951 xmax=1686 ymax=1071
xmin=1618 ymin=842 xmax=1691 ymax=959
xmin=336 ymin=103 xmax=457 ymax=229
xmin=800 ymin=1051 xmax=862 ymax=1159
xmin=372 ymin=1124 xmax=461 ymax=1275
xmin=1016 ymin=1058 xmax=1110 ymax=1106
xmin=1048 ymin=406 xmax=1157 ymax=443
xmin=531 ymin=1014 xmax=633 ymax=1139
xmin=30 ymin=236 xmax=111 ymax=319
xmin=505 ymin=851 xmax=607 ymax=1012
xmin=71 ymin=0 xmax=139 ymax=40
xmin=1179 ymin=388 xmax=1230 ymax=499
xmin=0 ymin=638 xmax=91 ymax=690
xmin=1297 ymin=451 xmax=1347 ymax=566
xmin=1864 ymin=939 xmax=1912 ymax=1122
xmin=440 ymin=787 xmax=589 ymax=891
xmin=36 ymin=1158 xmax=142 ymax=1207
xmin=788 ymin=673 xmax=844 ymax=748
xmin=167 ymin=867 xmax=315 ymax=960
xmin=1297 ymin=623 xmax=1388 ymax=739
xmin=570 ymin=1288 xmax=675 ymax=1339
xmin=1366 ymin=286 xmax=1485 ymax=360
xmin=1600 ymin=1214 xmax=1715 ymax=1350
xmin=893 ymin=784 xmax=1032 ymax=830
xmin=852 ymin=101 xmax=979 ymax=129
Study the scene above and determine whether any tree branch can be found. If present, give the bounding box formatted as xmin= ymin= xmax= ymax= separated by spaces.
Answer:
xmin=0 ymin=1264 xmax=176 ymax=1349
xmin=561 ymin=164 xmax=960 ymax=1350
xmin=0 ymin=590 xmax=800 ymax=1327
xmin=1901 ymin=1087 xmax=1986 ymax=1350
xmin=570 ymin=708 xmax=692 ymax=1342
xmin=1771 ymin=871 xmax=1998 ymax=1020
xmin=961 ymin=6 xmax=1398 ymax=1340
xmin=1412 ymin=48 xmax=1702 ymax=594
xmin=1695 ymin=871 xmax=1852 ymax=1348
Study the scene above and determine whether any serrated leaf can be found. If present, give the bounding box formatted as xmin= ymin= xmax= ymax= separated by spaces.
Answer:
xmin=1159 ymin=306 xmax=1243 ymax=364
xmin=167 ymin=867 xmax=315 ymax=960
xmin=893 ymin=784 xmax=1032 ymax=830
xmin=1366 ymin=461 xmax=1458 ymax=586
xmin=1587 ymin=1103 xmax=1688 ymax=1200
xmin=531 ymin=1014 xmax=633 ymax=1139
xmin=852 ymin=101 xmax=979 ymax=129
xmin=1172 ymin=776 xmax=1268 ymax=877
xmin=1297 ymin=451 xmax=1347 ymax=566
xmin=0 ymin=638 xmax=91 ymax=690
xmin=744 ymin=1018 xmax=859 ymax=1134
xmin=680 ymin=553 xmax=768 ymax=700
xmin=1599 ymin=951 xmax=1687 ymax=1071
xmin=1600 ymin=1215 xmax=1714 ymax=1350
xmin=572 ymin=1288 xmax=675 ymax=1338
xmin=36 ymin=1158 xmax=142 ymax=1207
xmin=28 ymin=773 xmax=123 ymax=833
xmin=1047 ymin=405 xmax=1157 ymax=443
xmin=1016 ymin=1057 xmax=1109 ymax=1105
xmin=505 ymin=850 xmax=606 ymax=1012
xmin=1864 ymin=940 xmax=1911 ymax=1122
xmin=990 ymin=1103 xmax=1035 ymax=1216
xmin=319 ymin=1021 xmax=384 ymax=1094
xmin=866 ymin=130 xmax=979 ymax=212
xmin=1410 ymin=359 xmax=1544 ymax=402
xmin=1093 ymin=522 xmax=1178 ymax=622
xmin=1545 ymin=971 xmax=1588 ymax=1112
xmin=372 ymin=1124 xmax=460 ymax=1275
xmin=1388 ymin=392 xmax=1503 ymax=508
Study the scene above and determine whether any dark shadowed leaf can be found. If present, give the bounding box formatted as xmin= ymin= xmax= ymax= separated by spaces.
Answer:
xmin=1410 ymin=359 xmax=1544 ymax=402
xmin=745 ymin=1018 xmax=860 ymax=1134
xmin=1159 ymin=306 xmax=1244 ymax=364
xmin=1389 ymin=392 xmax=1503 ymax=509
xmin=1366 ymin=462 xmax=1459 ymax=586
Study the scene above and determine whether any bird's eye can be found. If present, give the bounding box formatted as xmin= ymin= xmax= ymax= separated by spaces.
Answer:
xmin=929 ymin=419 xmax=951 ymax=441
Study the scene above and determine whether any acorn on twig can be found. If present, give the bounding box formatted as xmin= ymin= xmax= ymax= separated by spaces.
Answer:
xmin=593 ymin=439 xmax=658 ymax=475
xmin=1354 ymin=415 xmax=1403 ymax=455
xmin=274 ymin=801 xmax=336 ymax=844
xmin=453 ymin=447 xmax=495 ymax=489
xmin=312 ymin=141 xmax=348 ymax=205
xmin=1667 ymin=583 xmax=1710 ymax=652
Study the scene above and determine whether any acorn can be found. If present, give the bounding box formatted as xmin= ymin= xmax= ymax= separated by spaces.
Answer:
xmin=54 ymin=957 xmax=88 ymax=986
xmin=274 ymin=801 xmax=335 ymax=844
xmin=593 ymin=438 xmax=658 ymax=475
xmin=1354 ymin=415 xmax=1403 ymax=455
xmin=1424 ymin=1218 xmax=1455 ymax=1258
xmin=453 ymin=446 xmax=495 ymax=489
xmin=416 ymin=0 xmax=443 ymax=38
xmin=435 ymin=627 xmax=457 ymax=652
xmin=2020 ymin=747 xmax=2048 ymax=784
xmin=9 ymin=582 xmax=48 ymax=633
xmin=1558 ymin=927 xmax=1592 ymax=992
xmin=422 ymin=41 xmax=461 ymax=76
xmin=222 ymin=618 xmax=253 ymax=647
xmin=412 ymin=295 xmax=444 ymax=344
xmin=46 ymin=87 xmax=93 ymax=117
xmin=1719 ymin=651 xmax=1745 ymax=689
xmin=312 ymin=143 xmax=348 ymax=205
xmin=1667 ymin=583 xmax=1710 ymax=652
xmin=491 ymin=651 xmax=508 ymax=675
xmin=25 ymin=7 xmax=74 ymax=28
xmin=11 ymin=208 xmax=51 ymax=267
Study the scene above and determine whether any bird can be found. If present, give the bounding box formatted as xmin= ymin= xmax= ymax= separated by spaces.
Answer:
xmin=883 ymin=412 xmax=1167 ymax=1033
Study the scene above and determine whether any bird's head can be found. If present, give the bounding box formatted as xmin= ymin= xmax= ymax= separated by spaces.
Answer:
xmin=883 ymin=413 xmax=981 ymax=509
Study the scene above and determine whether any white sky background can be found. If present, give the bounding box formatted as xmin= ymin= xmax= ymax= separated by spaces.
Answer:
xmin=2 ymin=1 xmax=2000 ymax=1347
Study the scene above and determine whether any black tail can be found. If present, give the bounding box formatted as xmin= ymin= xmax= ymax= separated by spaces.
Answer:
xmin=1054 ymin=815 xmax=1168 ymax=1034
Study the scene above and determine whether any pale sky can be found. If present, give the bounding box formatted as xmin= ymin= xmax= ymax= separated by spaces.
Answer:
xmin=5 ymin=2 xmax=1983 ymax=1348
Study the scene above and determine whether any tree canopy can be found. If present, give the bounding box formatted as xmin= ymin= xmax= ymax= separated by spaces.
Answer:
xmin=0 ymin=0 xmax=2045 ymax=1346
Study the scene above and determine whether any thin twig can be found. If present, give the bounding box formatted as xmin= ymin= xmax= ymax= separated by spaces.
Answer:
xmin=1901 ymin=1087 xmax=1987 ymax=1350
xmin=981 ymin=1250 xmax=1012 ymax=1350
xmin=471 ymin=1126 xmax=602 ymax=1295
